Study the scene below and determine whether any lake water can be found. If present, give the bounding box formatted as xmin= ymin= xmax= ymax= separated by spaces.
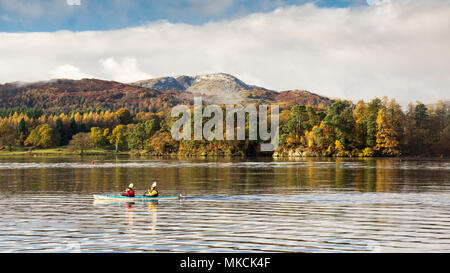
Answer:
xmin=0 ymin=156 xmax=449 ymax=253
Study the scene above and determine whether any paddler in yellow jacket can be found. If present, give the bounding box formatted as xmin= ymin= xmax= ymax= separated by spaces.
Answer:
xmin=144 ymin=182 xmax=159 ymax=197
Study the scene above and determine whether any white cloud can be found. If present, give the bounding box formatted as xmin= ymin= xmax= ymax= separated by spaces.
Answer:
xmin=0 ymin=0 xmax=449 ymax=106
xmin=50 ymin=64 xmax=93 ymax=80
xmin=99 ymin=57 xmax=152 ymax=82
xmin=66 ymin=0 xmax=81 ymax=6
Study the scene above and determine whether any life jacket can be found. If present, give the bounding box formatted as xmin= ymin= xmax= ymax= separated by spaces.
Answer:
xmin=122 ymin=189 xmax=135 ymax=197
xmin=144 ymin=188 xmax=158 ymax=197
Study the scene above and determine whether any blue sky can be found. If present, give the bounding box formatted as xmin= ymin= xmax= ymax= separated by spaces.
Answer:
xmin=0 ymin=0 xmax=368 ymax=32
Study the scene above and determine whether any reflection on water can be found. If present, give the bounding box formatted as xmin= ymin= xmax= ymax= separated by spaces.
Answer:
xmin=148 ymin=202 xmax=158 ymax=234
xmin=126 ymin=202 xmax=134 ymax=234
xmin=0 ymin=156 xmax=449 ymax=252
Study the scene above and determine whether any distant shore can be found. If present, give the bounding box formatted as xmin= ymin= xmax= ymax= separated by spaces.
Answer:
xmin=0 ymin=147 xmax=127 ymax=156
xmin=0 ymin=147 xmax=447 ymax=159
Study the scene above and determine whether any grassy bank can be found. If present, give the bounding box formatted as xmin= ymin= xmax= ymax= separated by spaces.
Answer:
xmin=0 ymin=146 xmax=249 ymax=157
xmin=0 ymin=146 xmax=129 ymax=156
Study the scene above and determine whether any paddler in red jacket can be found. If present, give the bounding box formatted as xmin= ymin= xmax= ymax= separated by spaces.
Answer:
xmin=122 ymin=183 xmax=135 ymax=197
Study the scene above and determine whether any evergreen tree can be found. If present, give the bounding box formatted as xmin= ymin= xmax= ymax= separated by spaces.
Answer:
xmin=322 ymin=101 xmax=355 ymax=150
xmin=55 ymin=118 xmax=67 ymax=145
xmin=69 ymin=117 xmax=78 ymax=137
xmin=17 ymin=117 xmax=27 ymax=145
xmin=366 ymin=98 xmax=382 ymax=147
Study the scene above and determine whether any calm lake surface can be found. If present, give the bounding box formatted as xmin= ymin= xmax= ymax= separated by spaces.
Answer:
xmin=0 ymin=156 xmax=449 ymax=253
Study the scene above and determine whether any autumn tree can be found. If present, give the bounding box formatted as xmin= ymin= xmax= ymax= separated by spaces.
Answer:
xmin=24 ymin=124 xmax=60 ymax=148
xmin=0 ymin=121 xmax=16 ymax=151
xmin=90 ymin=127 xmax=110 ymax=148
xmin=109 ymin=124 xmax=128 ymax=152
xmin=280 ymin=105 xmax=324 ymax=149
xmin=148 ymin=131 xmax=178 ymax=155
xmin=117 ymin=108 xmax=132 ymax=125
xmin=353 ymin=100 xmax=368 ymax=150
xmin=68 ymin=132 xmax=91 ymax=155
xmin=375 ymin=108 xmax=400 ymax=156
xmin=128 ymin=119 xmax=158 ymax=150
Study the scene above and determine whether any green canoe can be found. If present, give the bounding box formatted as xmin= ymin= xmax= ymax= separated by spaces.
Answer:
xmin=93 ymin=194 xmax=182 ymax=201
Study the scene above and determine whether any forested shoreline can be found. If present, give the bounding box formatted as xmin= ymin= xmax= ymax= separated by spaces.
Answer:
xmin=276 ymin=98 xmax=449 ymax=157
xmin=0 ymin=97 xmax=448 ymax=157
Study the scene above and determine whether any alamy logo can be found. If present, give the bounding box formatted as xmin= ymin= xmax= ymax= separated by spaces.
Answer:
xmin=171 ymin=97 xmax=279 ymax=152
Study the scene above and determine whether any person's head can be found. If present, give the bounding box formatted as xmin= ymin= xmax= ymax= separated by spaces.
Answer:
xmin=129 ymin=183 xmax=134 ymax=189
xmin=151 ymin=181 xmax=157 ymax=189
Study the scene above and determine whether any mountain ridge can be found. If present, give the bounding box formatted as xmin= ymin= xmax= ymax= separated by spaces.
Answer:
xmin=0 ymin=74 xmax=335 ymax=113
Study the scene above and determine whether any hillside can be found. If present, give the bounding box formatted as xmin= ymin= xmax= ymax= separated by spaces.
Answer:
xmin=0 ymin=79 xmax=192 ymax=113
xmin=240 ymin=89 xmax=335 ymax=107
xmin=0 ymin=75 xmax=335 ymax=113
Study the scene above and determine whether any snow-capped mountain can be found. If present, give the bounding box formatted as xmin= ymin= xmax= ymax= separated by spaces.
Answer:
xmin=132 ymin=73 xmax=262 ymax=94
